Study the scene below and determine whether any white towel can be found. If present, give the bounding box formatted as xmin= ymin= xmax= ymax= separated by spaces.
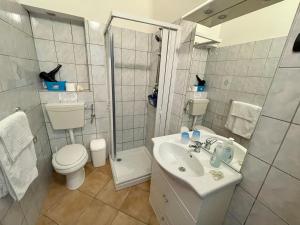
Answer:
xmin=0 ymin=112 xmax=38 ymax=201
xmin=225 ymin=101 xmax=262 ymax=139
xmin=0 ymin=111 xmax=34 ymax=163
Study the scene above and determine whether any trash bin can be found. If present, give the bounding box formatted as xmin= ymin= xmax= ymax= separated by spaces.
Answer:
xmin=90 ymin=139 xmax=106 ymax=167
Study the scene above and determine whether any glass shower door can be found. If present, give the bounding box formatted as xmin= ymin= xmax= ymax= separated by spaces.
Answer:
xmin=105 ymin=30 xmax=117 ymax=161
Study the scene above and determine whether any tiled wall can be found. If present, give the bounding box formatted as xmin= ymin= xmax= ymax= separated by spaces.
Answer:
xmin=32 ymin=13 xmax=153 ymax=155
xmin=111 ymin=27 xmax=152 ymax=151
xmin=0 ymin=1 xmax=52 ymax=225
xmin=32 ymin=17 xmax=110 ymax=157
xmin=168 ymin=20 xmax=209 ymax=134
xmin=31 ymin=14 xmax=90 ymax=90
xmin=203 ymin=37 xmax=286 ymax=144
xmin=145 ymin=33 xmax=161 ymax=152
xmin=224 ymin=6 xmax=300 ymax=225
xmin=31 ymin=15 xmax=110 ymax=158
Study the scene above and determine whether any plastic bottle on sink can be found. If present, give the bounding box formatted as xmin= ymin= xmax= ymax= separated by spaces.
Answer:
xmin=210 ymin=141 xmax=224 ymax=168
xmin=223 ymin=138 xmax=234 ymax=164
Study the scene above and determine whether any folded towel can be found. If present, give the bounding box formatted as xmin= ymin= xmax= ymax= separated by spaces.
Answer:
xmin=0 ymin=112 xmax=38 ymax=201
xmin=230 ymin=101 xmax=261 ymax=122
xmin=0 ymin=111 xmax=34 ymax=163
xmin=225 ymin=101 xmax=262 ymax=139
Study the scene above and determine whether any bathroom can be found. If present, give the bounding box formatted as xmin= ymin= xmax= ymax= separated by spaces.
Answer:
xmin=0 ymin=0 xmax=300 ymax=224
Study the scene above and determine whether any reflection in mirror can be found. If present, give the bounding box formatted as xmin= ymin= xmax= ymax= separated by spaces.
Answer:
xmin=175 ymin=0 xmax=299 ymax=171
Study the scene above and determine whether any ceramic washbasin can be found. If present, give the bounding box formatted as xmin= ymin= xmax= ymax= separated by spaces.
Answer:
xmin=152 ymin=131 xmax=242 ymax=198
xmin=158 ymin=142 xmax=204 ymax=177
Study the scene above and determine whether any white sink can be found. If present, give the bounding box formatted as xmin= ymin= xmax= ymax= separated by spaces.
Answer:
xmin=153 ymin=132 xmax=242 ymax=198
xmin=158 ymin=142 xmax=204 ymax=177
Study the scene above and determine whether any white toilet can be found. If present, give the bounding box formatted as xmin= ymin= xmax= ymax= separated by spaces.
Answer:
xmin=46 ymin=103 xmax=88 ymax=190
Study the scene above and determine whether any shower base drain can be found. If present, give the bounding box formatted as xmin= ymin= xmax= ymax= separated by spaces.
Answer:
xmin=116 ymin=158 xmax=122 ymax=162
xmin=178 ymin=166 xmax=186 ymax=172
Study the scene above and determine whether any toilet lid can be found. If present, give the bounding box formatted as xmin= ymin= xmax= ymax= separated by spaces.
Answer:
xmin=55 ymin=144 xmax=86 ymax=166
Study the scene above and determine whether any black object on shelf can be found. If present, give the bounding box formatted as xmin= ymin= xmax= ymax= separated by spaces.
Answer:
xmin=39 ymin=64 xmax=62 ymax=82
xmin=293 ymin=33 xmax=300 ymax=52
xmin=196 ymin=75 xmax=206 ymax=86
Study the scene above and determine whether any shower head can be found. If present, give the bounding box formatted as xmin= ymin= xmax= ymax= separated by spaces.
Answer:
xmin=155 ymin=34 xmax=162 ymax=42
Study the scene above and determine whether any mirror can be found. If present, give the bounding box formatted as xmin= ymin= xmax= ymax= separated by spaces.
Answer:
xmin=179 ymin=0 xmax=299 ymax=171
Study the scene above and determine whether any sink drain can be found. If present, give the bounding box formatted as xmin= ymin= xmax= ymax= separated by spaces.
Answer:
xmin=116 ymin=158 xmax=122 ymax=162
xmin=178 ymin=166 xmax=186 ymax=172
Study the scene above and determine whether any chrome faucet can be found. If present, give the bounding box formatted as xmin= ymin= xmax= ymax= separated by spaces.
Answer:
xmin=203 ymin=137 xmax=217 ymax=150
xmin=188 ymin=141 xmax=202 ymax=153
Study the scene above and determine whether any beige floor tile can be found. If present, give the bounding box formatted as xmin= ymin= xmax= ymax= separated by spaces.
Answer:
xmin=111 ymin=212 xmax=146 ymax=225
xmin=120 ymin=188 xmax=153 ymax=224
xmin=96 ymin=180 xmax=131 ymax=209
xmin=96 ymin=161 xmax=113 ymax=178
xmin=85 ymin=163 xmax=96 ymax=176
xmin=46 ymin=190 xmax=93 ymax=225
xmin=149 ymin=213 xmax=160 ymax=225
xmin=136 ymin=181 xmax=151 ymax=192
xmin=41 ymin=179 xmax=69 ymax=214
xmin=79 ymin=170 xmax=111 ymax=197
xmin=36 ymin=215 xmax=58 ymax=225
xmin=76 ymin=199 xmax=118 ymax=225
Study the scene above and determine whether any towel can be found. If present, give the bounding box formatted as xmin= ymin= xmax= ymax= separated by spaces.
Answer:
xmin=0 ymin=111 xmax=34 ymax=163
xmin=0 ymin=112 xmax=38 ymax=201
xmin=225 ymin=101 xmax=262 ymax=139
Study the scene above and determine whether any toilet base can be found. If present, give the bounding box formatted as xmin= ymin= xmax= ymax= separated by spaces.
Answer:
xmin=66 ymin=168 xmax=85 ymax=190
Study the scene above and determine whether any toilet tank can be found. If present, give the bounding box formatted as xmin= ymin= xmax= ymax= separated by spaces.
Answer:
xmin=46 ymin=103 xmax=85 ymax=130
xmin=189 ymin=99 xmax=209 ymax=116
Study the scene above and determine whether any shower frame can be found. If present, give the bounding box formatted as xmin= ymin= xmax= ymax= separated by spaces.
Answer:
xmin=104 ymin=11 xmax=181 ymax=161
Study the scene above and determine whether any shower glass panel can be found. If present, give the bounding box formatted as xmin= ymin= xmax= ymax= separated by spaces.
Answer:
xmin=104 ymin=13 xmax=180 ymax=190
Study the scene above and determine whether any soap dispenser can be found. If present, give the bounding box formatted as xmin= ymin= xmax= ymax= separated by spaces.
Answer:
xmin=210 ymin=141 xmax=224 ymax=168
xmin=223 ymin=138 xmax=235 ymax=164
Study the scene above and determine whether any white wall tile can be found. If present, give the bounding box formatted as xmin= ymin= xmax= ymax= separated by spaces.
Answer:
xmin=121 ymin=28 xmax=135 ymax=49
xmin=52 ymin=19 xmax=72 ymax=43
xmin=293 ymin=106 xmax=300 ymax=124
xmin=122 ymin=68 xmax=134 ymax=85
xmin=121 ymin=49 xmax=135 ymax=68
xmin=274 ymin=124 xmax=300 ymax=179
xmin=268 ymin=37 xmax=286 ymax=58
xmin=88 ymin=21 xmax=104 ymax=45
xmin=229 ymin=186 xmax=255 ymax=224
xmin=240 ymin=154 xmax=270 ymax=197
xmin=258 ymin=167 xmax=300 ymax=225
xmin=76 ymin=65 xmax=89 ymax=82
xmin=90 ymin=44 xmax=105 ymax=65
xmin=58 ymin=63 xmax=77 ymax=82
xmin=74 ymin=44 xmax=87 ymax=64
xmin=91 ymin=65 xmax=106 ymax=84
xmin=136 ymin=32 xmax=149 ymax=51
xmin=263 ymin=68 xmax=300 ymax=121
xmin=34 ymin=39 xmax=56 ymax=62
xmin=71 ymin=21 xmax=85 ymax=44
xmin=30 ymin=14 xmax=53 ymax=40
xmin=252 ymin=39 xmax=272 ymax=59
xmin=248 ymin=116 xmax=289 ymax=163
xmin=55 ymin=42 xmax=75 ymax=63
xmin=245 ymin=201 xmax=288 ymax=225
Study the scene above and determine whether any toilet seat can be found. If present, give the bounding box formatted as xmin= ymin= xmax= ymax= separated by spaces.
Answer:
xmin=194 ymin=125 xmax=216 ymax=134
xmin=52 ymin=144 xmax=88 ymax=174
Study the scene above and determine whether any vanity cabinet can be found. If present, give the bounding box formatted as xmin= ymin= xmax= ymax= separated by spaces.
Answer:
xmin=150 ymin=160 xmax=235 ymax=225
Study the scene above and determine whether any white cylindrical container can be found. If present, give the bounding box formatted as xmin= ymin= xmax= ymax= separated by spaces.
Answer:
xmin=90 ymin=139 xmax=106 ymax=167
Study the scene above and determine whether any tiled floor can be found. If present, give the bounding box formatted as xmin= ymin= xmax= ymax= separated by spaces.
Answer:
xmin=36 ymin=162 xmax=159 ymax=225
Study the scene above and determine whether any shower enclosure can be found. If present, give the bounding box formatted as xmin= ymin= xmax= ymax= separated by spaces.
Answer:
xmin=104 ymin=12 xmax=180 ymax=190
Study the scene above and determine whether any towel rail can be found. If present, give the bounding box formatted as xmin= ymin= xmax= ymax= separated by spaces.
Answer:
xmin=14 ymin=107 xmax=38 ymax=144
